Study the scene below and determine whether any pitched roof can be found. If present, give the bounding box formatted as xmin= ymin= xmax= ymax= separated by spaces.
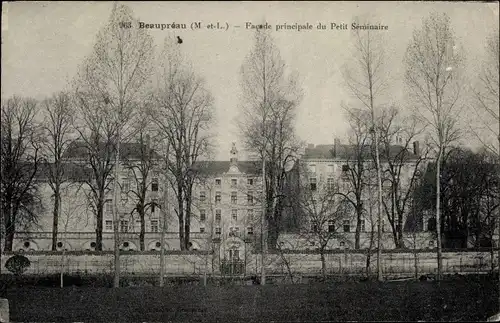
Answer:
xmin=63 ymin=141 xmax=162 ymax=160
xmin=304 ymin=144 xmax=420 ymax=161
xmin=36 ymin=162 xmax=93 ymax=182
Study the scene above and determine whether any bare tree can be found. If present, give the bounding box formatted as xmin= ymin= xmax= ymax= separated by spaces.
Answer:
xmin=40 ymin=92 xmax=75 ymax=251
xmin=338 ymin=106 xmax=371 ymax=250
xmin=342 ymin=17 xmax=388 ymax=281
xmin=58 ymin=183 xmax=87 ymax=288
xmin=376 ymin=106 xmax=429 ymax=248
xmin=122 ymin=111 xmax=161 ymax=251
xmin=239 ymin=28 xmax=303 ymax=251
xmin=151 ymin=35 xmax=215 ymax=250
xmin=71 ymin=94 xmax=117 ymax=252
xmin=1 ymin=96 xmax=43 ymax=252
xmin=74 ymin=3 xmax=154 ymax=287
xmin=404 ymin=12 xmax=465 ymax=281
xmin=295 ymin=165 xmax=348 ymax=278
xmin=364 ymin=168 xmax=377 ymax=277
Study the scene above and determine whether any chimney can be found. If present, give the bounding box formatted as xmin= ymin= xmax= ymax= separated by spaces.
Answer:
xmin=413 ymin=141 xmax=420 ymax=156
xmin=334 ymin=138 xmax=340 ymax=157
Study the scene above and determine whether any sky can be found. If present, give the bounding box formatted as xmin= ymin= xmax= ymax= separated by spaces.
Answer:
xmin=2 ymin=1 xmax=499 ymax=161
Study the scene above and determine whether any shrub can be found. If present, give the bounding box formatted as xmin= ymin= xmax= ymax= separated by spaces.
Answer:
xmin=5 ymin=255 xmax=31 ymax=275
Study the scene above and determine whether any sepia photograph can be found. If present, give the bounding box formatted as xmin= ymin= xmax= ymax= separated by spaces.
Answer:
xmin=1 ymin=1 xmax=499 ymax=322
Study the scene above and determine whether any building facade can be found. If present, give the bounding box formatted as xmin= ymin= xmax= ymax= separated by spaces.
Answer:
xmin=10 ymin=139 xmax=436 ymax=255
xmin=276 ymin=139 xmax=434 ymax=251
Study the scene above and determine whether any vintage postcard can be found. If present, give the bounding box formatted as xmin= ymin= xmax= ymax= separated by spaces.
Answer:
xmin=1 ymin=1 xmax=499 ymax=322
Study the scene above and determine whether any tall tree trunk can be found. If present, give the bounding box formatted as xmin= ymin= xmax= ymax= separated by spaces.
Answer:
xmin=51 ymin=184 xmax=60 ymax=251
xmin=355 ymin=204 xmax=362 ymax=249
xmin=3 ymin=204 xmax=14 ymax=252
xmin=267 ymin=216 xmax=279 ymax=251
xmin=413 ymin=246 xmax=419 ymax=280
xmin=320 ymin=250 xmax=326 ymax=279
xmin=139 ymin=205 xmax=145 ymax=251
xmin=397 ymin=213 xmax=404 ymax=248
xmin=184 ymin=192 xmax=192 ymax=250
xmin=177 ymin=184 xmax=185 ymax=250
xmin=436 ymin=150 xmax=443 ymax=281
xmin=96 ymin=199 xmax=104 ymax=251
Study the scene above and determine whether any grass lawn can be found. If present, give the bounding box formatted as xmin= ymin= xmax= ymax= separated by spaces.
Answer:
xmin=4 ymin=277 xmax=499 ymax=322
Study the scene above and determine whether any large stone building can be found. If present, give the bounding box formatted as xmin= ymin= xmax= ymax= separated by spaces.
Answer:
xmin=11 ymin=138 xmax=434 ymax=255
xmin=11 ymin=142 xmax=264 ymax=260
xmin=277 ymin=138 xmax=434 ymax=251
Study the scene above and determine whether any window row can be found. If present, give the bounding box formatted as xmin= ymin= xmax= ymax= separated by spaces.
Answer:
xmin=199 ymin=209 xmax=256 ymax=222
xmin=200 ymin=191 xmax=254 ymax=205
xmin=312 ymin=220 xmax=366 ymax=233
xmin=105 ymin=220 xmax=160 ymax=233
xmin=214 ymin=178 xmax=254 ymax=187
xmin=105 ymin=199 xmax=162 ymax=214
xmin=116 ymin=177 xmax=160 ymax=192
xmin=308 ymin=177 xmax=335 ymax=191
xmin=212 ymin=226 xmax=253 ymax=235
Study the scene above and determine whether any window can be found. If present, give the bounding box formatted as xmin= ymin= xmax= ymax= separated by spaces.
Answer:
xmin=342 ymin=164 xmax=350 ymax=172
xmin=309 ymin=164 xmax=316 ymax=173
xmin=360 ymin=220 xmax=366 ymax=232
xmin=247 ymin=178 xmax=254 ymax=186
xmin=151 ymin=220 xmax=159 ymax=232
xmin=231 ymin=191 xmax=237 ymax=204
xmin=247 ymin=226 xmax=254 ymax=235
xmin=311 ymin=221 xmax=318 ymax=232
xmin=328 ymin=164 xmax=334 ymax=173
xmin=428 ymin=240 xmax=434 ymax=248
xmin=343 ymin=220 xmax=350 ymax=233
xmin=105 ymin=220 xmax=113 ymax=231
xmin=340 ymin=241 xmax=345 ymax=247
xmin=247 ymin=192 xmax=254 ymax=204
xmin=328 ymin=220 xmax=335 ymax=233
xmin=151 ymin=178 xmax=159 ymax=192
xmin=327 ymin=177 xmax=334 ymax=192
xmin=215 ymin=227 xmax=221 ymax=235
xmin=120 ymin=220 xmax=129 ymax=233
xmin=122 ymin=178 xmax=130 ymax=192
xmin=310 ymin=178 xmax=317 ymax=191
xmin=200 ymin=209 xmax=206 ymax=221
xmin=231 ymin=178 xmax=237 ymax=187
xmin=200 ymin=191 xmax=206 ymax=202
xmin=215 ymin=209 xmax=221 ymax=222
xmin=105 ymin=199 xmax=113 ymax=215
xmin=229 ymin=249 xmax=240 ymax=261
xmin=231 ymin=209 xmax=238 ymax=221
xmin=200 ymin=227 xmax=205 ymax=233
xmin=247 ymin=209 xmax=254 ymax=221
xmin=215 ymin=191 xmax=221 ymax=204
xmin=215 ymin=178 xmax=221 ymax=186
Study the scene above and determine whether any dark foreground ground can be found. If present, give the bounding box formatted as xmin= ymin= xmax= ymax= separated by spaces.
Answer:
xmin=2 ymin=275 xmax=499 ymax=322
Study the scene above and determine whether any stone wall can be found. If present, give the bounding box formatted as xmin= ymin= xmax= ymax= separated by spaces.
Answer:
xmin=1 ymin=250 xmax=495 ymax=276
